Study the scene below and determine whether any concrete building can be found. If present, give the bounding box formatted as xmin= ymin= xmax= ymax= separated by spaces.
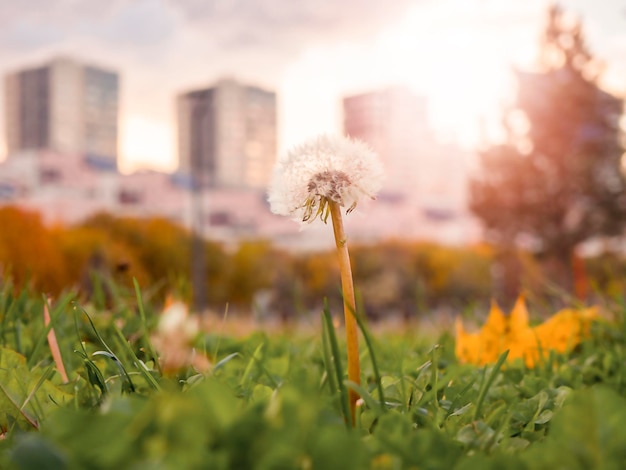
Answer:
xmin=343 ymin=86 xmax=481 ymax=244
xmin=0 ymin=149 xmax=119 ymax=225
xmin=343 ymin=86 xmax=430 ymax=196
xmin=116 ymin=170 xmax=191 ymax=226
xmin=4 ymin=57 xmax=119 ymax=169
xmin=177 ymin=78 xmax=277 ymax=189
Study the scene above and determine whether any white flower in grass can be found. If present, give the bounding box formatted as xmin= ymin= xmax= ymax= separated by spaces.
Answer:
xmin=268 ymin=134 xmax=384 ymax=224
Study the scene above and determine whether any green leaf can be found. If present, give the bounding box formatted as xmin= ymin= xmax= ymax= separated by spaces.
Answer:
xmin=523 ymin=386 xmax=626 ymax=468
xmin=474 ymin=350 xmax=509 ymax=420
xmin=0 ymin=347 xmax=73 ymax=431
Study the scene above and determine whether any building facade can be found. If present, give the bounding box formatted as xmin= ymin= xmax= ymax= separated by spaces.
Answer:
xmin=343 ymin=86 xmax=480 ymax=244
xmin=177 ymin=78 xmax=277 ymax=189
xmin=4 ymin=57 xmax=119 ymax=169
xmin=343 ymin=86 xmax=430 ymax=196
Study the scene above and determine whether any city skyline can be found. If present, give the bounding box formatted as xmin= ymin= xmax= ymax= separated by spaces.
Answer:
xmin=0 ymin=60 xmax=478 ymax=250
xmin=2 ymin=62 xmax=468 ymax=211
xmin=0 ymin=0 xmax=624 ymax=174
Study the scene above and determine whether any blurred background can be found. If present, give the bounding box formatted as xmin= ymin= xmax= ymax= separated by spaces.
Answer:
xmin=0 ymin=0 xmax=625 ymax=320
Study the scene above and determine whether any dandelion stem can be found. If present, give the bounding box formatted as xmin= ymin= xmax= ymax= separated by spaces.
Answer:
xmin=329 ymin=200 xmax=360 ymax=426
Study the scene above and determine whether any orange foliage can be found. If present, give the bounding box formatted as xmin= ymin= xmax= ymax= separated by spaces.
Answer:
xmin=0 ymin=207 xmax=67 ymax=294
xmin=0 ymin=208 xmax=197 ymax=299
xmin=52 ymin=223 xmax=152 ymax=297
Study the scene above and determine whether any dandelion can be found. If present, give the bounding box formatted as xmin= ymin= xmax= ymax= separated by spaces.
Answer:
xmin=268 ymin=134 xmax=383 ymax=425
xmin=268 ymin=134 xmax=383 ymax=224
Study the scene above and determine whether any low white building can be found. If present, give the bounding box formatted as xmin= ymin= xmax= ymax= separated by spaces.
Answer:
xmin=0 ymin=149 xmax=481 ymax=250
xmin=0 ymin=150 xmax=118 ymax=224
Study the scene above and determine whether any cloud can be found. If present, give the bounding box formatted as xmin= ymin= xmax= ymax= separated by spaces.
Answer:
xmin=0 ymin=0 xmax=420 ymax=82
xmin=0 ymin=0 xmax=417 ymax=58
xmin=0 ymin=0 xmax=177 ymax=53
xmin=2 ymin=21 xmax=65 ymax=50
xmin=79 ymin=0 xmax=179 ymax=47
xmin=168 ymin=0 xmax=418 ymax=55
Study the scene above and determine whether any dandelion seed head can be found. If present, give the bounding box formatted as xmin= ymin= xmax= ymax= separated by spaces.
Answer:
xmin=268 ymin=134 xmax=384 ymax=224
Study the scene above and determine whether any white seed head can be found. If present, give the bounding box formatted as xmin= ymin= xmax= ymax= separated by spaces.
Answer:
xmin=268 ymin=134 xmax=384 ymax=224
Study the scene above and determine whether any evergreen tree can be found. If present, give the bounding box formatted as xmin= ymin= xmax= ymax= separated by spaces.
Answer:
xmin=470 ymin=4 xmax=626 ymax=293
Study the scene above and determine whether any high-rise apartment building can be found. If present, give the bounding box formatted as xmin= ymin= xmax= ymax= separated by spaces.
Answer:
xmin=177 ymin=78 xmax=277 ymax=189
xmin=344 ymin=86 xmax=471 ymax=220
xmin=4 ymin=57 xmax=119 ymax=168
xmin=343 ymin=86 xmax=431 ymax=195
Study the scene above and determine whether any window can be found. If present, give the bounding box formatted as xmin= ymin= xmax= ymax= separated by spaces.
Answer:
xmin=208 ymin=211 xmax=232 ymax=226
xmin=118 ymin=189 xmax=142 ymax=204
xmin=40 ymin=168 xmax=61 ymax=184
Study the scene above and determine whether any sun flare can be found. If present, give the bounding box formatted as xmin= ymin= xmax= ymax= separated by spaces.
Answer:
xmin=280 ymin=0 xmax=541 ymax=154
xmin=119 ymin=116 xmax=176 ymax=174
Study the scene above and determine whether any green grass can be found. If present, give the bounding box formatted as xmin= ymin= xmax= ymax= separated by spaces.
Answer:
xmin=0 ymin=281 xmax=625 ymax=469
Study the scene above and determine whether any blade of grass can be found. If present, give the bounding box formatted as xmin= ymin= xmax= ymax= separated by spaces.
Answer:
xmin=112 ymin=324 xmax=160 ymax=391
xmin=75 ymin=303 xmax=136 ymax=393
xmin=473 ymin=349 xmax=509 ymax=421
xmin=73 ymin=307 xmax=88 ymax=357
xmin=430 ymin=344 xmax=441 ymax=412
xmin=322 ymin=301 xmax=351 ymax=429
xmin=248 ymin=350 xmax=281 ymax=389
xmin=92 ymin=351 xmax=136 ymax=394
xmin=443 ymin=378 xmax=477 ymax=421
xmin=240 ymin=342 xmax=264 ymax=386
xmin=0 ymin=285 xmax=16 ymax=346
xmin=13 ymin=290 xmax=29 ymax=355
xmin=321 ymin=315 xmax=339 ymax=395
xmin=75 ymin=303 xmax=118 ymax=357
xmin=72 ymin=308 xmax=107 ymax=397
xmin=74 ymin=350 xmax=107 ymax=397
xmin=353 ymin=292 xmax=386 ymax=410
xmin=212 ymin=303 xmax=230 ymax=362
xmin=212 ymin=352 xmax=241 ymax=373
xmin=408 ymin=358 xmax=434 ymax=408
xmin=90 ymin=271 xmax=106 ymax=311
xmin=344 ymin=380 xmax=383 ymax=416
xmin=133 ymin=278 xmax=161 ymax=374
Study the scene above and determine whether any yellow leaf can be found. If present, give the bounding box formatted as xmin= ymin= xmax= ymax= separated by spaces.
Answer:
xmin=455 ymin=317 xmax=481 ymax=365
xmin=508 ymin=295 xmax=530 ymax=337
xmin=454 ymin=295 xmax=599 ymax=368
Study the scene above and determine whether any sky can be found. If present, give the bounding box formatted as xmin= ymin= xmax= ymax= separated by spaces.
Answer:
xmin=0 ymin=0 xmax=625 ymax=173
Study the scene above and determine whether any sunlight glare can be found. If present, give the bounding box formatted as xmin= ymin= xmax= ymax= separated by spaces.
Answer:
xmin=372 ymin=0 xmax=533 ymax=146
xmin=280 ymin=0 xmax=540 ymax=154
xmin=120 ymin=116 xmax=176 ymax=174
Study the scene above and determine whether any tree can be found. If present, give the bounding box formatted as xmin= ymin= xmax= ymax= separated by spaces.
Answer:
xmin=0 ymin=207 xmax=68 ymax=295
xmin=470 ymin=4 xmax=626 ymax=294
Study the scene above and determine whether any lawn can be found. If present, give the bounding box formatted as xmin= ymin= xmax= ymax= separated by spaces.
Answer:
xmin=0 ymin=280 xmax=625 ymax=469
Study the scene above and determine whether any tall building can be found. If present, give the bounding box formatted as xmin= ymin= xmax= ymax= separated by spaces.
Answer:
xmin=343 ymin=86 xmax=430 ymax=195
xmin=4 ymin=57 xmax=119 ymax=169
xmin=343 ymin=86 xmax=476 ymax=243
xmin=177 ymin=78 xmax=277 ymax=189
